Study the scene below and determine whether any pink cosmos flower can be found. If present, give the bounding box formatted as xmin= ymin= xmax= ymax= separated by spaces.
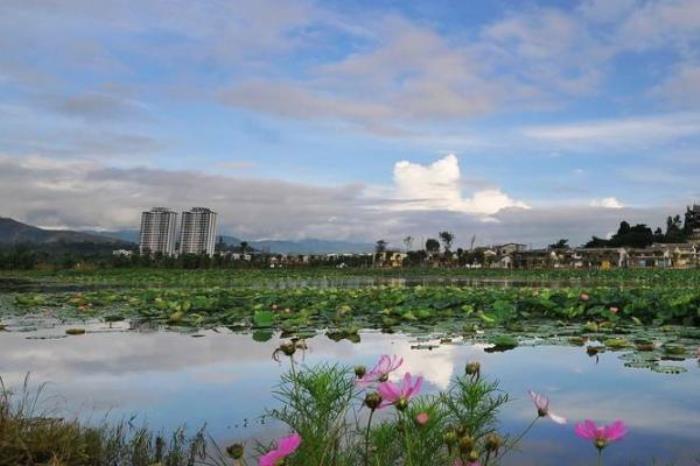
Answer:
xmin=575 ymin=420 xmax=627 ymax=450
xmin=377 ymin=372 xmax=423 ymax=409
xmin=356 ymin=354 xmax=403 ymax=387
xmin=609 ymin=306 xmax=619 ymax=314
xmin=528 ymin=390 xmax=566 ymax=424
xmin=415 ymin=412 xmax=429 ymax=425
xmin=580 ymin=293 xmax=590 ymax=302
xmin=259 ymin=433 xmax=302 ymax=466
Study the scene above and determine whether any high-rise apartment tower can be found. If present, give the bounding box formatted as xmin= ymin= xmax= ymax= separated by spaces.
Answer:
xmin=139 ymin=207 xmax=178 ymax=256
xmin=179 ymin=207 xmax=218 ymax=256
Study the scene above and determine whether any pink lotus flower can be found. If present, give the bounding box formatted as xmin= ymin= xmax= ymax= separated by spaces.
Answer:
xmin=415 ymin=412 xmax=429 ymax=425
xmin=356 ymin=354 xmax=403 ymax=387
xmin=575 ymin=420 xmax=627 ymax=450
xmin=259 ymin=433 xmax=302 ymax=466
xmin=378 ymin=372 xmax=423 ymax=409
xmin=528 ymin=390 xmax=566 ymax=424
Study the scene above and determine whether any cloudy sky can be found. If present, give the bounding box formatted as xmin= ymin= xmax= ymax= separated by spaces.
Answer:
xmin=1 ymin=0 xmax=699 ymax=247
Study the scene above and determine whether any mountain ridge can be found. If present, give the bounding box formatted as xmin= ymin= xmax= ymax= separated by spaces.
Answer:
xmin=84 ymin=230 xmax=374 ymax=254
xmin=0 ymin=217 xmax=129 ymax=245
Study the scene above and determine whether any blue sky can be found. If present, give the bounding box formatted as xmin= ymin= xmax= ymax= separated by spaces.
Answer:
xmin=1 ymin=0 xmax=699 ymax=246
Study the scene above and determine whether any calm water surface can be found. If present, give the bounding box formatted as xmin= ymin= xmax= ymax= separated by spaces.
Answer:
xmin=1 ymin=320 xmax=699 ymax=466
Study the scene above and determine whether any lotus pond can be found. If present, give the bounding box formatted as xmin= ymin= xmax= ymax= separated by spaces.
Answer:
xmin=0 ymin=268 xmax=699 ymax=465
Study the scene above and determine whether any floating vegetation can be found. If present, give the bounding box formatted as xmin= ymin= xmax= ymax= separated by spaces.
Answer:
xmin=662 ymin=344 xmax=687 ymax=356
xmin=603 ymin=338 xmax=632 ymax=349
xmin=1 ymin=268 xmax=698 ymax=373
xmin=486 ymin=334 xmax=519 ymax=352
xmin=650 ymin=365 xmax=688 ymax=375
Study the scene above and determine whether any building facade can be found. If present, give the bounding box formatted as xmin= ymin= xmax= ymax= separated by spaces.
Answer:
xmin=139 ymin=207 xmax=178 ymax=256
xmin=179 ymin=207 xmax=218 ymax=256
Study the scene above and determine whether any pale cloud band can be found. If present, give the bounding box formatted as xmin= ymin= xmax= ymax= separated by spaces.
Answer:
xmin=0 ymin=154 xmax=672 ymax=247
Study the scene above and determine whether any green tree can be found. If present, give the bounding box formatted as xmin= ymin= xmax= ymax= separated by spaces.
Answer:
xmin=425 ymin=238 xmax=440 ymax=254
xmin=375 ymin=240 xmax=387 ymax=254
xmin=548 ymin=239 xmax=569 ymax=250
xmin=438 ymin=231 xmax=454 ymax=253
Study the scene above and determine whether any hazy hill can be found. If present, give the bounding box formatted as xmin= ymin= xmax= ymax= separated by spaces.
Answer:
xmin=0 ymin=217 xmax=129 ymax=245
xmin=85 ymin=229 xmax=374 ymax=254
xmin=249 ymin=239 xmax=374 ymax=254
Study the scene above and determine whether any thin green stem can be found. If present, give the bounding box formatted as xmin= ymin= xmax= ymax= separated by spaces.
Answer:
xmin=401 ymin=413 xmax=414 ymax=466
xmin=498 ymin=416 xmax=539 ymax=459
xmin=597 ymin=448 xmax=603 ymax=466
xmin=364 ymin=409 xmax=375 ymax=466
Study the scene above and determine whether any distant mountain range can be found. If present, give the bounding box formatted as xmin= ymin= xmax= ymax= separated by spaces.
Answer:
xmin=87 ymin=230 xmax=375 ymax=254
xmin=0 ymin=217 xmax=129 ymax=245
xmin=0 ymin=217 xmax=375 ymax=254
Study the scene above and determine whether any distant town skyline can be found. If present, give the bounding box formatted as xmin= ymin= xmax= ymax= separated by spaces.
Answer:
xmin=1 ymin=0 xmax=699 ymax=247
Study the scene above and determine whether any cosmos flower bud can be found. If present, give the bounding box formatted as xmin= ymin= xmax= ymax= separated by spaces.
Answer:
xmin=226 ymin=443 xmax=244 ymax=459
xmin=459 ymin=435 xmax=474 ymax=454
xmin=485 ymin=433 xmax=502 ymax=453
xmin=378 ymin=373 xmax=389 ymax=382
xmin=443 ymin=430 xmax=457 ymax=446
xmin=354 ymin=365 xmax=367 ymax=379
xmin=415 ymin=412 xmax=429 ymax=426
xmin=364 ymin=392 xmax=382 ymax=411
xmin=279 ymin=342 xmax=296 ymax=356
xmin=465 ymin=361 xmax=480 ymax=377
xmin=395 ymin=398 xmax=409 ymax=411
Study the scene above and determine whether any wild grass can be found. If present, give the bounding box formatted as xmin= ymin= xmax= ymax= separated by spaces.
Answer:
xmin=0 ymin=375 xmax=219 ymax=466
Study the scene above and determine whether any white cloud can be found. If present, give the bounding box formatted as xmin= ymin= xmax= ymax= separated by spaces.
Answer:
xmin=590 ymin=197 xmax=625 ymax=209
xmin=652 ymin=63 xmax=700 ymax=107
xmin=391 ymin=154 xmax=529 ymax=215
xmin=615 ymin=0 xmax=700 ymax=51
xmin=521 ymin=113 xmax=700 ymax=149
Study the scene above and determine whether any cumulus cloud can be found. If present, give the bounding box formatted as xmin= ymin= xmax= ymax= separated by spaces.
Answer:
xmin=392 ymin=154 xmax=529 ymax=216
xmin=590 ymin=197 xmax=625 ymax=209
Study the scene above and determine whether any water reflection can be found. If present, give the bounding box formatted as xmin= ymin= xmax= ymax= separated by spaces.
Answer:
xmin=0 ymin=323 xmax=698 ymax=465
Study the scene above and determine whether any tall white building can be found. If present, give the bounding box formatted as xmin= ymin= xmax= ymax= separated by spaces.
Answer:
xmin=139 ymin=207 xmax=178 ymax=256
xmin=179 ymin=207 xmax=218 ymax=256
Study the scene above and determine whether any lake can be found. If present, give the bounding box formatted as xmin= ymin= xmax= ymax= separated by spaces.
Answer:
xmin=1 ymin=318 xmax=698 ymax=465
